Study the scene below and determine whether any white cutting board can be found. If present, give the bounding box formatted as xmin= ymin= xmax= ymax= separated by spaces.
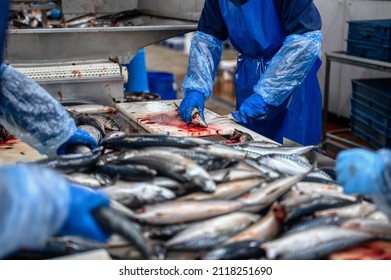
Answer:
xmin=116 ymin=100 xmax=236 ymax=137
xmin=116 ymin=100 xmax=277 ymax=142
xmin=0 ymin=137 xmax=46 ymax=165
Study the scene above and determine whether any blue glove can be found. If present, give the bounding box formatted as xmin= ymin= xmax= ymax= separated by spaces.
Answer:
xmin=59 ymin=184 xmax=110 ymax=243
xmin=236 ymin=93 xmax=271 ymax=124
xmin=336 ymin=148 xmax=388 ymax=195
xmin=178 ymin=91 xmax=205 ymax=124
xmin=57 ymin=128 xmax=98 ymax=155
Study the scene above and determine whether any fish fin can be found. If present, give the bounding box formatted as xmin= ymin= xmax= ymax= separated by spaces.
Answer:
xmin=315 ymin=138 xmax=329 ymax=154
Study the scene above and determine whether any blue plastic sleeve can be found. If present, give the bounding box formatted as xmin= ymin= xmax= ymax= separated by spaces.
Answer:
xmin=0 ymin=64 xmax=77 ymax=154
xmin=182 ymin=31 xmax=223 ymax=99
xmin=0 ymin=164 xmax=70 ymax=258
xmin=254 ymin=30 xmax=322 ymax=106
xmin=372 ymin=150 xmax=391 ymax=218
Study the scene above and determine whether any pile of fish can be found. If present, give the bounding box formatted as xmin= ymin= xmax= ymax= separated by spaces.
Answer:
xmin=6 ymin=104 xmax=391 ymax=260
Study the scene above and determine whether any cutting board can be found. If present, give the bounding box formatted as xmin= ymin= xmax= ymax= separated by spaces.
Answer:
xmin=0 ymin=137 xmax=46 ymax=165
xmin=116 ymin=100 xmax=237 ymax=137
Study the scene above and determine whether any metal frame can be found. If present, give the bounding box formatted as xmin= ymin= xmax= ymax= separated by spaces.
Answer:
xmin=322 ymin=51 xmax=391 ymax=138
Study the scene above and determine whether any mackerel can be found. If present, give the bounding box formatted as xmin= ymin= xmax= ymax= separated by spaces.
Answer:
xmin=261 ymin=225 xmax=373 ymax=259
xmin=166 ymin=212 xmax=259 ymax=250
xmin=65 ymin=104 xmax=117 ymax=115
xmin=134 ymin=200 xmax=244 ymax=225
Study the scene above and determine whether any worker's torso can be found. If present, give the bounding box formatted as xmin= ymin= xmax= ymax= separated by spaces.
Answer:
xmin=219 ymin=0 xmax=286 ymax=59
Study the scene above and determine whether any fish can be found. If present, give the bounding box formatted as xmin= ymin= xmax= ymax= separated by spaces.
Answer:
xmin=78 ymin=124 xmax=104 ymax=144
xmin=5 ymin=237 xmax=104 ymax=260
xmin=65 ymin=104 xmax=117 ymax=115
xmin=101 ymin=181 xmax=176 ymax=209
xmin=62 ymin=13 xmax=97 ymax=28
xmin=77 ymin=115 xmax=106 ymax=137
xmin=134 ymin=200 xmax=244 ymax=225
xmin=341 ymin=218 xmax=391 ymax=240
xmin=96 ymin=164 xmax=157 ymax=181
xmin=101 ymin=134 xmax=212 ymax=150
xmin=89 ymin=114 xmax=120 ymax=131
xmin=101 ymin=131 xmax=126 ymax=143
xmin=112 ymin=149 xmax=216 ymax=193
xmin=33 ymin=148 xmax=102 ymax=174
xmin=165 ymin=212 xmax=259 ymax=250
xmin=65 ymin=172 xmax=114 ymax=188
xmin=209 ymin=168 xmax=266 ymax=183
xmin=280 ymin=193 xmax=356 ymax=224
xmin=227 ymin=203 xmax=285 ymax=244
xmin=201 ymin=240 xmax=265 ymax=260
xmin=190 ymin=108 xmax=208 ymax=128
xmin=314 ymin=203 xmax=377 ymax=219
xmin=258 ymin=154 xmax=333 ymax=181
xmin=177 ymin=178 xmax=265 ymax=201
xmin=284 ymin=216 xmax=351 ymax=235
xmin=261 ymin=225 xmax=374 ymax=260
xmin=92 ymin=206 xmax=152 ymax=259
xmin=239 ymin=171 xmax=312 ymax=213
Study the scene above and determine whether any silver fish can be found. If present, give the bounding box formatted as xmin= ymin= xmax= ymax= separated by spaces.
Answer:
xmin=227 ymin=203 xmax=284 ymax=244
xmin=239 ymin=171 xmax=311 ymax=212
xmin=315 ymin=203 xmax=377 ymax=219
xmin=65 ymin=104 xmax=117 ymax=115
xmin=102 ymin=181 xmax=176 ymax=208
xmin=177 ymin=178 xmax=265 ymax=201
xmin=65 ymin=172 xmax=113 ymax=188
xmin=134 ymin=200 xmax=244 ymax=225
xmin=209 ymin=168 xmax=266 ymax=183
xmin=261 ymin=225 xmax=373 ymax=260
xmin=341 ymin=218 xmax=391 ymax=239
xmin=101 ymin=131 xmax=126 ymax=143
xmin=78 ymin=124 xmax=103 ymax=143
xmin=166 ymin=212 xmax=259 ymax=250
xmin=89 ymin=114 xmax=120 ymax=131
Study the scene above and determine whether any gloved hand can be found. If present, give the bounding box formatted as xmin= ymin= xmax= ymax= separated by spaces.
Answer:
xmin=236 ymin=93 xmax=271 ymax=124
xmin=178 ymin=91 xmax=205 ymax=124
xmin=336 ymin=148 xmax=388 ymax=195
xmin=59 ymin=184 xmax=110 ymax=243
xmin=57 ymin=127 xmax=98 ymax=155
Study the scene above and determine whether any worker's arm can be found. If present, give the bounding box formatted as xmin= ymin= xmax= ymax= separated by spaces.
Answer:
xmin=238 ymin=0 xmax=322 ymax=122
xmin=0 ymin=164 xmax=110 ymax=259
xmin=178 ymin=0 xmax=227 ymax=124
xmin=0 ymin=64 xmax=97 ymax=154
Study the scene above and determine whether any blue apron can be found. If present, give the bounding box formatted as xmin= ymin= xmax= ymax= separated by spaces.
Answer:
xmin=0 ymin=0 xmax=9 ymax=64
xmin=218 ymin=0 xmax=322 ymax=145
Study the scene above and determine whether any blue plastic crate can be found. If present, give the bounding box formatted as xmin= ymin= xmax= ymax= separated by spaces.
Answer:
xmin=351 ymin=108 xmax=391 ymax=136
xmin=347 ymin=39 xmax=391 ymax=62
xmin=351 ymin=97 xmax=391 ymax=129
xmin=350 ymin=113 xmax=391 ymax=148
xmin=352 ymin=79 xmax=391 ymax=109
xmin=348 ymin=19 xmax=391 ymax=47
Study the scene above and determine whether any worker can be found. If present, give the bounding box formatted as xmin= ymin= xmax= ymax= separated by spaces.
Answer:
xmin=179 ymin=0 xmax=323 ymax=145
xmin=0 ymin=0 xmax=110 ymax=258
xmin=337 ymin=148 xmax=391 ymax=217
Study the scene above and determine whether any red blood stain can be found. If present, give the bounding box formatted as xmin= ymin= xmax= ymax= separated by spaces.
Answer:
xmin=138 ymin=111 xmax=226 ymax=136
xmin=71 ymin=70 xmax=83 ymax=78
xmin=0 ymin=135 xmax=19 ymax=146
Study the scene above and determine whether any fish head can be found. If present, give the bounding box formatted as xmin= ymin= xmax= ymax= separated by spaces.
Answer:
xmin=190 ymin=108 xmax=208 ymax=128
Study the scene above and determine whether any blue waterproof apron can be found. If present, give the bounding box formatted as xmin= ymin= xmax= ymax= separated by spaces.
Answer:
xmin=218 ymin=0 xmax=322 ymax=145
xmin=0 ymin=0 xmax=10 ymax=64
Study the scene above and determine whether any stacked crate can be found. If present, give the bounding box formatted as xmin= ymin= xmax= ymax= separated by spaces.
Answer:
xmin=350 ymin=79 xmax=391 ymax=148
xmin=347 ymin=19 xmax=391 ymax=62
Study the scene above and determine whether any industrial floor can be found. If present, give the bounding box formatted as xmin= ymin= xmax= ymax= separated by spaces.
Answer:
xmin=145 ymin=44 xmax=366 ymax=159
